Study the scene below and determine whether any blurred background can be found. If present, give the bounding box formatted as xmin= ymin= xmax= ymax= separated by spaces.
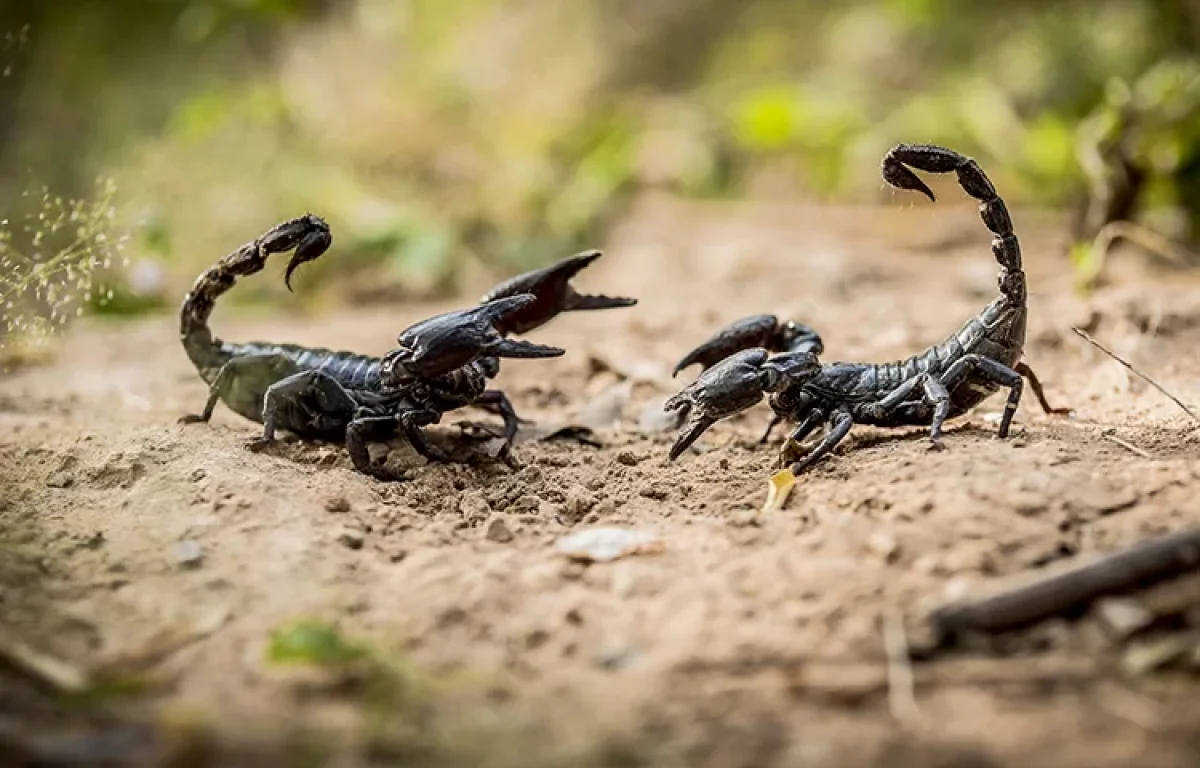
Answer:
xmin=0 ymin=0 xmax=1197 ymax=339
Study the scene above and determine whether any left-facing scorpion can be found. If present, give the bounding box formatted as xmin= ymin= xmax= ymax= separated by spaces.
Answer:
xmin=664 ymin=143 xmax=1071 ymax=474
xmin=179 ymin=215 xmax=636 ymax=480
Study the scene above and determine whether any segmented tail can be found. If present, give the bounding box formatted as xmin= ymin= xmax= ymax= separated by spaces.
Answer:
xmin=881 ymin=144 xmax=1026 ymax=308
xmin=180 ymin=214 xmax=331 ymax=379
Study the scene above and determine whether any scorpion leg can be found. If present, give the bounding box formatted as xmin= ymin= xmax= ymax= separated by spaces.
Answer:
xmin=346 ymin=414 xmax=404 ymax=481
xmin=788 ymin=409 xmax=853 ymax=474
xmin=940 ymin=354 xmax=1024 ymax=438
xmin=778 ymin=407 xmax=826 ymax=465
xmin=245 ymin=369 xmax=357 ymax=452
xmin=476 ymin=390 xmax=522 ymax=465
xmin=758 ymin=413 xmax=785 ymax=444
xmin=398 ymin=408 xmax=453 ymax=464
xmin=179 ymin=353 xmax=301 ymax=426
xmin=1015 ymin=362 xmax=1071 ymax=415
xmin=873 ymin=372 xmax=952 ymax=450
xmin=178 ymin=365 xmax=233 ymax=425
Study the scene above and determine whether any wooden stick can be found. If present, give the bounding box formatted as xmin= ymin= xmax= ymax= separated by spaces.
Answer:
xmin=930 ymin=527 xmax=1200 ymax=643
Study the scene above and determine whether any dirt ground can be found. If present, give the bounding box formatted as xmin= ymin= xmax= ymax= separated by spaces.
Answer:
xmin=4 ymin=192 xmax=1200 ymax=767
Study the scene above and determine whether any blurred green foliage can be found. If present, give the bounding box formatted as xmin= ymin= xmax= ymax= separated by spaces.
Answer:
xmin=0 ymin=0 xmax=1197 ymax=308
xmin=268 ymin=619 xmax=370 ymax=666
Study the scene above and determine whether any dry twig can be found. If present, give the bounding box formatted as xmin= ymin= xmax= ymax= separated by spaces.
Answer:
xmin=0 ymin=639 xmax=88 ymax=693
xmin=1102 ymin=431 xmax=1154 ymax=459
xmin=1072 ymin=327 xmax=1199 ymax=423
xmin=930 ymin=526 xmax=1200 ymax=645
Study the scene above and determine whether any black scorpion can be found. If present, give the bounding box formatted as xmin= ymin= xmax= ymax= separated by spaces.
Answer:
xmin=665 ymin=144 xmax=1070 ymax=474
xmin=178 ymin=215 xmax=636 ymax=480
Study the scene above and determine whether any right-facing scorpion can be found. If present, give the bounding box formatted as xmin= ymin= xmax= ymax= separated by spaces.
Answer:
xmin=178 ymin=215 xmax=636 ymax=480
xmin=664 ymin=143 xmax=1071 ymax=474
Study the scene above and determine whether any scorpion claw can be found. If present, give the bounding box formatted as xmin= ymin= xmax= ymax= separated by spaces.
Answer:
xmin=673 ymin=315 xmax=780 ymax=377
xmin=389 ymin=295 xmax=551 ymax=379
xmin=674 ymin=315 xmax=825 ymax=377
xmin=481 ymin=250 xmax=637 ymax=336
xmin=569 ymin=293 xmax=637 ymax=312
xmin=491 ymin=338 xmax=566 ymax=360
xmin=669 ymin=415 xmax=717 ymax=461
xmin=666 ymin=348 xmax=775 ymax=460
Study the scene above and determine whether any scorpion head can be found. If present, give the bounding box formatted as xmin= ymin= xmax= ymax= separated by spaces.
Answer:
xmin=475 ymin=356 xmax=501 ymax=379
xmin=378 ymin=346 xmax=419 ymax=391
xmin=664 ymin=349 xmax=821 ymax=460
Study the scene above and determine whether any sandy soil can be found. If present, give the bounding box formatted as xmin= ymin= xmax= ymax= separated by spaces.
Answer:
xmin=4 ymin=193 xmax=1200 ymax=767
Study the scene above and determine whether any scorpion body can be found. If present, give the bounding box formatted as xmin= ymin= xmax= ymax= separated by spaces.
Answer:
xmin=666 ymin=144 xmax=1069 ymax=473
xmin=179 ymin=215 xmax=636 ymax=479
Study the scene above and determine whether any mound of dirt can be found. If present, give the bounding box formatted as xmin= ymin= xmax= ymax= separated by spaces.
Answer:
xmin=4 ymin=197 xmax=1200 ymax=767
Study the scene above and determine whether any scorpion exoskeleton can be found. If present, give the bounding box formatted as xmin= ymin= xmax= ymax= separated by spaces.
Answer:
xmin=178 ymin=215 xmax=636 ymax=480
xmin=665 ymin=143 xmax=1071 ymax=474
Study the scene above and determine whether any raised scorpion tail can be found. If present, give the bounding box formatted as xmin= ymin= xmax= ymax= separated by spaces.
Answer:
xmin=881 ymin=144 xmax=1026 ymax=308
xmin=179 ymin=214 xmax=332 ymax=376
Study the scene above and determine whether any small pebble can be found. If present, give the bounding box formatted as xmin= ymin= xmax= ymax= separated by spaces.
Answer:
xmin=1094 ymin=597 xmax=1155 ymax=641
xmin=172 ymin=540 xmax=205 ymax=569
xmin=637 ymin=483 xmax=668 ymax=501
xmin=45 ymin=471 xmax=74 ymax=489
xmin=615 ymin=450 xmax=641 ymax=467
xmin=486 ymin=518 xmax=515 ymax=542
xmin=336 ymin=527 xmax=365 ymax=550
xmin=556 ymin=527 xmax=662 ymax=562
xmin=591 ymin=498 xmax=617 ymax=519
xmin=516 ymin=465 xmax=545 ymax=486
xmin=867 ymin=530 xmax=900 ymax=563
xmin=325 ymin=496 xmax=351 ymax=514
xmin=562 ymin=486 xmax=596 ymax=523
xmin=594 ymin=646 xmax=636 ymax=670
xmin=189 ymin=468 xmax=207 ymax=482
xmin=458 ymin=490 xmax=492 ymax=523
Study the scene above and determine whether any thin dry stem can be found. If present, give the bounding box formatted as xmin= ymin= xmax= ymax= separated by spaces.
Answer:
xmin=0 ymin=638 xmax=88 ymax=693
xmin=1072 ymin=327 xmax=1199 ymax=423
xmin=1102 ymin=431 xmax=1154 ymax=459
